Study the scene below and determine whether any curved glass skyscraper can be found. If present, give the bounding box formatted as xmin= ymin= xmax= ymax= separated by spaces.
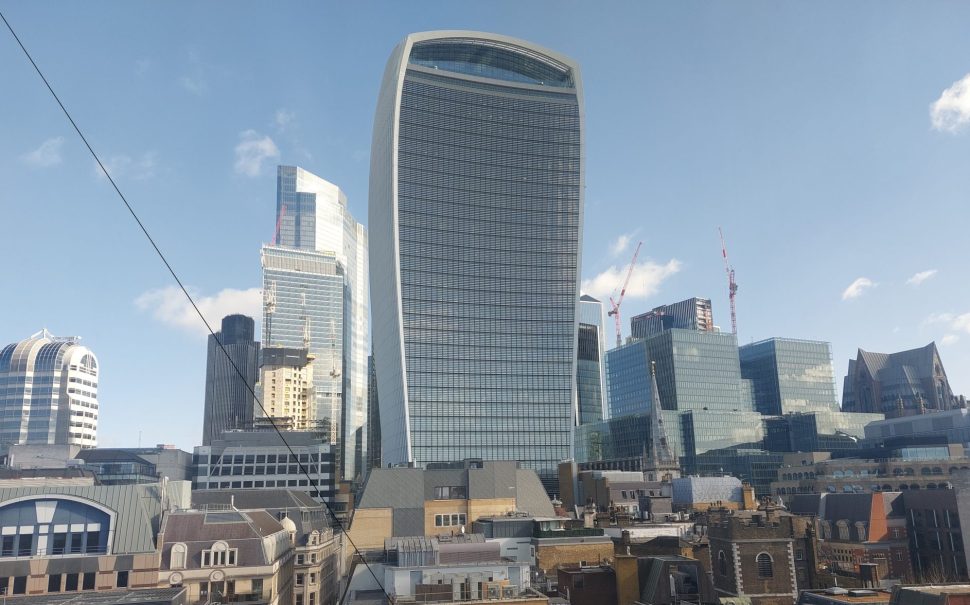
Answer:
xmin=369 ymin=31 xmax=584 ymax=487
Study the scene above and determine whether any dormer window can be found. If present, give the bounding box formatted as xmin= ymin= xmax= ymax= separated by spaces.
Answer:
xmin=202 ymin=541 xmax=238 ymax=567
xmin=170 ymin=543 xmax=186 ymax=570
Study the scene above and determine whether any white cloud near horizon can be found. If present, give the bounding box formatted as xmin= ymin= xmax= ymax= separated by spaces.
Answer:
xmin=609 ymin=233 xmax=635 ymax=257
xmin=135 ymin=286 xmax=262 ymax=337
xmin=906 ymin=269 xmax=938 ymax=286
xmin=97 ymin=151 xmax=158 ymax=180
xmin=581 ymin=258 xmax=681 ymax=302
xmin=931 ymin=73 xmax=970 ymax=133
xmin=22 ymin=137 xmax=64 ymax=167
xmin=234 ymin=130 xmax=279 ymax=177
xmin=274 ymin=109 xmax=295 ymax=130
xmin=941 ymin=334 xmax=960 ymax=346
xmin=842 ymin=277 xmax=876 ymax=300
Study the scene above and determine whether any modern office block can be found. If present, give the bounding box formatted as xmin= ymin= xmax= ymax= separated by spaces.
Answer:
xmin=629 ymin=297 xmax=714 ymax=340
xmin=0 ymin=329 xmax=99 ymax=448
xmin=255 ymin=347 xmax=316 ymax=431
xmin=842 ymin=342 xmax=956 ymax=418
xmin=369 ymin=31 xmax=584 ymax=489
xmin=577 ymin=295 xmax=607 ymax=424
xmin=740 ymin=338 xmax=841 ymax=415
xmin=366 ymin=354 xmax=381 ymax=470
xmin=273 ymin=166 xmax=369 ymax=482
xmin=202 ymin=315 xmax=260 ymax=446
xmin=261 ymin=245 xmax=344 ymax=444
xmin=192 ymin=431 xmax=335 ymax=503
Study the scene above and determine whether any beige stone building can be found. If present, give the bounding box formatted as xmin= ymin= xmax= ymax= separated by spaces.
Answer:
xmin=256 ymin=347 xmax=317 ymax=431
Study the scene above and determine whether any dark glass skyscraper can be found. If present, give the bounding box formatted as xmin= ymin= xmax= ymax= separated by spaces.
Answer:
xmin=202 ymin=315 xmax=260 ymax=446
xmin=369 ymin=31 xmax=584 ymax=488
xmin=630 ymin=297 xmax=714 ymax=340
xmin=577 ymin=295 xmax=606 ymax=425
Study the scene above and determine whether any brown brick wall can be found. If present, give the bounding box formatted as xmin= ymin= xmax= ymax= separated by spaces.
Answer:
xmin=534 ymin=542 xmax=614 ymax=576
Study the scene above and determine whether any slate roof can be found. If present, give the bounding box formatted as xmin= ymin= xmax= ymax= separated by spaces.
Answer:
xmin=4 ymin=588 xmax=187 ymax=605
xmin=0 ymin=481 xmax=191 ymax=554
xmin=159 ymin=509 xmax=287 ymax=569
xmin=355 ymin=461 xmax=553 ymax=537
xmin=857 ymin=343 xmax=939 ymax=382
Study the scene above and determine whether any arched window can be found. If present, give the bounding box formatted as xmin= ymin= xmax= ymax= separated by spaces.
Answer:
xmin=757 ymin=553 xmax=773 ymax=578
xmin=921 ymin=468 xmax=932 ymax=476
xmin=837 ymin=520 xmax=850 ymax=541
xmin=718 ymin=550 xmax=727 ymax=576
xmin=855 ymin=522 xmax=867 ymax=541
xmin=905 ymin=468 xmax=915 ymax=476
xmin=933 ymin=467 xmax=943 ymax=475
xmin=170 ymin=543 xmax=186 ymax=570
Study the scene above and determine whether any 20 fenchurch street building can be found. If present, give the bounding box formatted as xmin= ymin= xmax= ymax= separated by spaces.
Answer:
xmin=369 ymin=31 xmax=584 ymax=488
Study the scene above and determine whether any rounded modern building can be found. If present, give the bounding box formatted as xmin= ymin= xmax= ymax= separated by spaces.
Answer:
xmin=368 ymin=31 xmax=584 ymax=488
xmin=0 ymin=329 xmax=99 ymax=448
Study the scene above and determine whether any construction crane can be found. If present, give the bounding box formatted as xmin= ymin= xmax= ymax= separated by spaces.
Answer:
xmin=719 ymin=227 xmax=738 ymax=335
xmin=607 ymin=241 xmax=642 ymax=348
xmin=263 ymin=281 xmax=277 ymax=343
xmin=272 ymin=206 xmax=286 ymax=245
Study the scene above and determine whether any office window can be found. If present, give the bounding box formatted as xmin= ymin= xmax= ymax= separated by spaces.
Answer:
xmin=296 ymin=595 xmax=304 ymax=605
xmin=48 ymin=575 xmax=62 ymax=593
xmin=434 ymin=486 xmax=467 ymax=500
xmin=13 ymin=576 xmax=26 ymax=595
xmin=297 ymin=554 xmax=305 ymax=565
xmin=252 ymin=579 xmax=263 ymax=595
xmin=310 ymin=592 xmax=316 ymax=605
xmin=117 ymin=571 xmax=129 ymax=588
xmin=296 ymin=574 xmax=304 ymax=586
xmin=83 ymin=573 xmax=95 ymax=590
xmin=65 ymin=574 xmax=79 ymax=591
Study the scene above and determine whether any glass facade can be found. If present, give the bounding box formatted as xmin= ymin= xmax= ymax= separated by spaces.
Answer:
xmin=605 ymin=340 xmax=651 ymax=419
xmin=261 ymin=246 xmax=344 ymax=445
xmin=202 ymin=315 xmax=259 ymax=446
xmin=0 ymin=331 xmax=98 ymax=448
xmin=369 ymin=32 xmax=583 ymax=489
xmin=577 ymin=295 xmax=606 ymax=425
xmin=273 ymin=166 xmax=369 ymax=481
xmin=740 ymin=338 xmax=840 ymax=415
xmin=629 ymin=297 xmax=714 ymax=341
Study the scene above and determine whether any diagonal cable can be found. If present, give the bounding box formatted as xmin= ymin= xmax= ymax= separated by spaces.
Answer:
xmin=0 ymin=10 xmax=389 ymax=602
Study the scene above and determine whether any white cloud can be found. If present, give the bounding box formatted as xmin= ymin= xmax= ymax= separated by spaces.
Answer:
xmin=22 ymin=137 xmax=64 ymax=167
xmin=609 ymin=233 xmax=633 ymax=258
xmin=841 ymin=277 xmax=876 ymax=301
xmin=97 ymin=151 xmax=157 ymax=180
xmin=942 ymin=334 xmax=960 ymax=346
xmin=179 ymin=50 xmax=208 ymax=95
xmin=274 ymin=109 xmax=295 ymax=130
xmin=234 ymin=130 xmax=279 ymax=177
xmin=925 ymin=311 xmax=970 ymax=339
xmin=135 ymin=286 xmax=262 ymax=337
xmin=581 ymin=258 xmax=682 ymax=302
xmin=906 ymin=269 xmax=938 ymax=286
xmin=931 ymin=73 xmax=970 ymax=133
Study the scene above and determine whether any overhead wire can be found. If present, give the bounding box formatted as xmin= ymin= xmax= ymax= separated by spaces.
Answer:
xmin=0 ymin=10 xmax=390 ymax=602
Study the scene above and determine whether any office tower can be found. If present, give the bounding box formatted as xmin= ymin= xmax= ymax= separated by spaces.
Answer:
xmin=739 ymin=338 xmax=841 ymax=415
xmin=369 ymin=31 xmax=584 ymax=488
xmin=273 ymin=166 xmax=369 ymax=481
xmin=366 ymin=354 xmax=381 ymax=470
xmin=629 ymin=297 xmax=714 ymax=340
xmin=842 ymin=342 xmax=956 ymax=418
xmin=577 ymin=295 xmax=607 ymax=424
xmin=261 ymin=246 xmax=344 ymax=443
xmin=0 ymin=329 xmax=99 ymax=448
xmin=256 ymin=347 xmax=316 ymax=431
xmin=202 ymin=315 xmax=260 ymax=446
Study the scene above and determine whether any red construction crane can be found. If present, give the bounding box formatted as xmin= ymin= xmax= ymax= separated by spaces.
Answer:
xmin=719 ymin=227 xmax=738 ymax=335
xmin=607 ymin=241 xmax=642 ymax=348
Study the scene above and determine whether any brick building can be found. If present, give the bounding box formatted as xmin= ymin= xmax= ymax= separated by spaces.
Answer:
xmin=557 ymin=565 xmax=616 ymax=605
xmin=708 ymin=502 xmax=816 ymax=605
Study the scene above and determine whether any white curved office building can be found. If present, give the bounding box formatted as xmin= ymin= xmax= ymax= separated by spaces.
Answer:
xmin=0 ymin=329 xmax=99 ymax=448
xmin=368 ymin=31 xmax=584 ymax=488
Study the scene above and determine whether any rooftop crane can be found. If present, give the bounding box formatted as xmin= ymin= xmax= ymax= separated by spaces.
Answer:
xmin=719 ymin=227 xmax=738 ymax=335
xmin=607 ymin=241 xmax=642 ymax=348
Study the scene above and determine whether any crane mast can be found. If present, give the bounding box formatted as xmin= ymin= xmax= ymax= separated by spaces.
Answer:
xmin=719 ymin=227 xmax=739 ymax=336
xmin=607 ymin=241 xmax=642 ymax=348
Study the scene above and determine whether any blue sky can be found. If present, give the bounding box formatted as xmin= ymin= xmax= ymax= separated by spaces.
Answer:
xmin=2 ymin=2 xmax=970 ymax=450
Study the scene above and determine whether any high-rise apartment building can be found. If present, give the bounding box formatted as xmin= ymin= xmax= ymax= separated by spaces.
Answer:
xmin=255 ymin=347 xmax=315 ymax=431
xmin=842 ymin=342 xmax=955 ymax=418
xmin=739 ymin=338 xmax=840 ymax=416
xmin=0 ymin=330 xmax=99 ymax=448
xmin=261 ymin=245 xmax=343 ymax=442
xmin=272 ymin=166 xmax=369 ymax=481
xmin=369 ymin=31 xmax=584 ymax=488
xmin=630 ymin=297 xmax=714 ymax=340
xmin=577 ymin=295 xmax=607 ymax=425
xmin=202 ymin=315 xmax=260 ymax=446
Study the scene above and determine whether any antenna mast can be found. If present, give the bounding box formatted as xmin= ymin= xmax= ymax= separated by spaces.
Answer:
xmin=718 ymin=227 xmax=738 ymax=336
xmin=607 ymin=241 xmax=642 ymax=348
